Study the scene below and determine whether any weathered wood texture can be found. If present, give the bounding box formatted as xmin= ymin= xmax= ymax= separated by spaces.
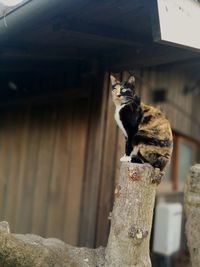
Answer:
xmin=78 ymin=73 xmax=107 ymax=247
xmin=95 ymin=73 xmax=119 ymax=247
xmin=184 ymin=164 xmax=200 ymax=267
xmin=0 ymin=100 xmax=90 ymax=246
xmin=105 ymin=163 xmax=158 ymax=267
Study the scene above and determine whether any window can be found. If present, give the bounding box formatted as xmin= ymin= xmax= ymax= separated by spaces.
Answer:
xmin=173 ymin=135 xmax=197 ymax=191
xmin=158 ymin=133 xmax=199 ymax=193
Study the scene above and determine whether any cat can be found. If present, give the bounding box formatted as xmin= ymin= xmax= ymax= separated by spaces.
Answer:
xmin=110 ymin=74 xmax=173 ymax=171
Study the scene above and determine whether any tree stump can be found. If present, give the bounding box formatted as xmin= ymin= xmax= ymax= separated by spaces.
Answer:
xmin=105 ymin=162 xmax=159 ymax=267
xmin=184 ymin=164 xmax=200 ymax=267
xmin=0 ymin=163 xmax=161 ymax=267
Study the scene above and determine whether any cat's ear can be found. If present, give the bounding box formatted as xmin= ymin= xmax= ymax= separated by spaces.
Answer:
xmin=110 ymin=75 xmax=119 ymax=86
xmin=127 ymin=75 xmax=135 ymax=86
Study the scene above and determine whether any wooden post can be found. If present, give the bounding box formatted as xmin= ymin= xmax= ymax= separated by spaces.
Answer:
xmin=105 ymin=162 xmax=159 ymax=267
xmin=184 ymin=164 xmax=200 ymax=267
xmin=0 ymin=163 xmax=161 ymax=267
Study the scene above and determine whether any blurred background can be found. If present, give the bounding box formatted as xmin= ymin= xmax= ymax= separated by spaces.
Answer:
xmin=0 ymin=1 xmax=200 ymax=266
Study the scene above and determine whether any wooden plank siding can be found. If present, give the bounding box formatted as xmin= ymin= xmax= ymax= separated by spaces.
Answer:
xmin=78 ymin=74 xmax=107 ymax=247
xmin=0 ymin=66 xmax=199 ymax=249
xmin=95 ymin=74 xmax=119 ymax=247
xmin=0 ymin=67 xmax=96 ymax=246
xmin=0 ymin=101 xmax=89 ymax=245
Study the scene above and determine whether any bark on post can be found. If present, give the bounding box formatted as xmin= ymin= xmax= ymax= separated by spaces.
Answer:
xmin=105 ymin=162 xmax=159 ymax=267
xmin=184 ymin=164 xmax=200 ymax=267
xmin=0 ymin=163 xmax=161 ymax=267
xmin=0 ymin=221 xmax=105 ymax=267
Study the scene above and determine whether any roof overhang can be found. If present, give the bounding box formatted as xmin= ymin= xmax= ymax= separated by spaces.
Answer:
xmin=0 ymin=0 xmax=199 ymax=71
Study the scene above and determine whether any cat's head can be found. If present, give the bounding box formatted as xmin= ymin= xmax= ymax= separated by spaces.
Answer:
xmin=110 ymin=75 xmax=136 ymax=106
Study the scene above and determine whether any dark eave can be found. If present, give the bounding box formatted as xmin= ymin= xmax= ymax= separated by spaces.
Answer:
xmin=0 ymin=0 xmax=199 ymax=71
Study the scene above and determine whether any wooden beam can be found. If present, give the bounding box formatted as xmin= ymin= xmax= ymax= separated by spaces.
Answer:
xmin=52 ymin=17 xmax=145 ymax=47
xmin=108 ymin=43 xmax=198 ymax=71
xmin=0 ymin=43 xmax=97 ymax=61
xmin=1 ymin=42 xmax=198 ymax=73
xmin=162 ymin=57 xmax=200 ymax=69
xmin=0 ymin=53 xmax=96 ymax=71
xmin=0 ymin=88 xmax=91 ymax=108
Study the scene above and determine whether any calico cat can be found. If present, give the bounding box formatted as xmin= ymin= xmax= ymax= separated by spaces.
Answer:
xmin=110 ymin=75 xmax=173 ymax=171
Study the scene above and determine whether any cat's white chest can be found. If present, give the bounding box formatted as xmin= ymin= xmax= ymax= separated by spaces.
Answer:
xmin=115 ymin=105 xmax=128 ymax=138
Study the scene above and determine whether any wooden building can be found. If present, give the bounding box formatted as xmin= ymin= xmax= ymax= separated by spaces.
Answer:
xmin=0 ymin=0 xmax=200 ymax=249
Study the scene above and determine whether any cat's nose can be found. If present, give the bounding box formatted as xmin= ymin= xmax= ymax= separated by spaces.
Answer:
xmin=117 ymin=93 xmax=121 ymax=97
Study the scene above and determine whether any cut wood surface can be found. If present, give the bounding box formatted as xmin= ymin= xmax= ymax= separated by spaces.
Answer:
xmin=0 ymin=162 xmax=160 ymax=267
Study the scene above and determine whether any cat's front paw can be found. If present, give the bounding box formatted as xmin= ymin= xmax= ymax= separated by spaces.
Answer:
xmin=120 ymin=155 xmax=131 ymax=162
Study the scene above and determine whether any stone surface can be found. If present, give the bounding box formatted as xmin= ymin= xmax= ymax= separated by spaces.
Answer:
xmin=184 ymin=164 xmax=200 ymax=267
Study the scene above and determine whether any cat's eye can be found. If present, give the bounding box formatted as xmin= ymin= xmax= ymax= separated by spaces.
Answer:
xmin=122 ymin=88 xmax=127 ymax=93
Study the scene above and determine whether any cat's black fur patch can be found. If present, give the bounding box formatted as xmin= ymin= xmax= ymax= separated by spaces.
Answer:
xmin=134 ymin=135 xmax=173 ymax=148
xmin=118 ymin=103 xmax=142 ymax=156
xmin=131 ymin=155 xmax=144 ymax=164
xmin=111 ymin=75 xmax=173 ymax=172
xmin=141 ymin=115 xmax=153 ymax=124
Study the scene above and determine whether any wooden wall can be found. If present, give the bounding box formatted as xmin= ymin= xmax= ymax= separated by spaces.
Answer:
xmin=138 ymin=67 xmax=200 ymax=142
xmin=0 ymin=65 xmax=199 ymax=250
xmin=0 ymin=69 xmax=119 ymax=248
xmin=0 ymin=100 xmax=90 ymax=245
xmin=0 ymin=69 xmax=104 ymax=247
xmin=0 ymin=68 xmax=120 ymax=248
